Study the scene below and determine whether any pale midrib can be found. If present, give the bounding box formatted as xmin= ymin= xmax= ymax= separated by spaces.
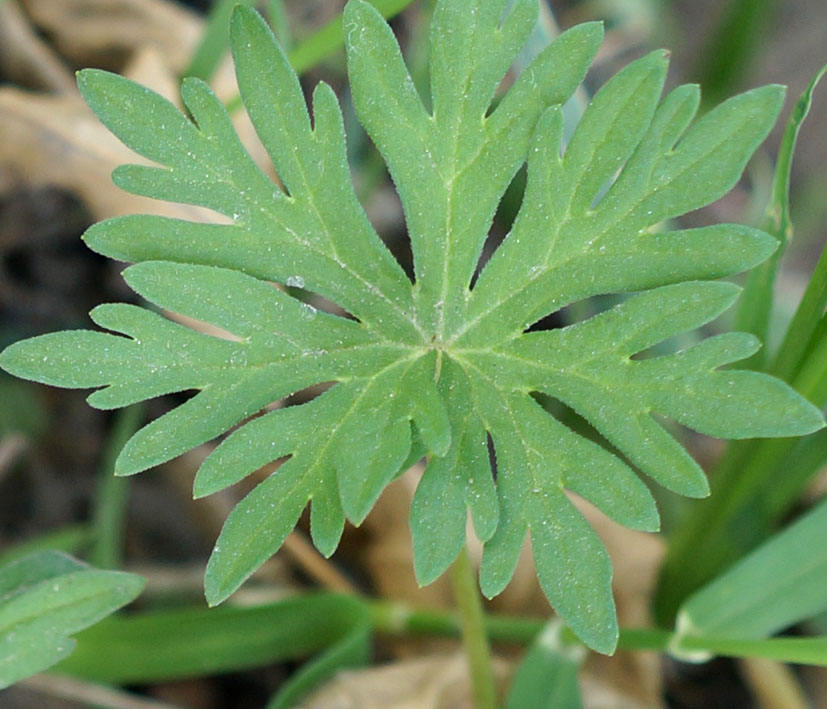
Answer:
xmin=349 ymin=29 xmax=436 ymax=335
xmin=111 ymin=343 xmax=409 ymax=397
xmin=458 ymin=353 xmax=622 ymax=605
xmin=283 ymin=83 xmax=428 ymax=340
xmin=452 ymin=348 xmax=643 ymax=418
xmin=458 ymin=356 xmax=572 ymax=569
xmin=218 ymin=353 xmax=423 ymax=594
xmin=189 ymin=69 xmax=424 ymax=341
xmin=448 ymin=89 xmax=746 ymax=347
xmin=447 ymin=197 xmax=638 ymax=347
xmin=435 ymin=7 xmax=482 ymax=343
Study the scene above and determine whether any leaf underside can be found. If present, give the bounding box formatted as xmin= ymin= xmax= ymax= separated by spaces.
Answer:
xmin=1 ymin=0 xmax=822 ymax=654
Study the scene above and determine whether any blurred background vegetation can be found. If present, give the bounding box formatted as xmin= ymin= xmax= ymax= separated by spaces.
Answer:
xmin=0 ymin=1 xmax=825 ymax=707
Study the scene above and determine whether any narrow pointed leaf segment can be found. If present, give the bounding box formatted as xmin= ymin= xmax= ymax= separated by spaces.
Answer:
xmin=1 ymin=0 xmax=822 ymax=653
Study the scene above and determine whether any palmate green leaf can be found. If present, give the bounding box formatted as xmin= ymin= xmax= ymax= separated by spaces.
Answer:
xmin=0 ymin=0 xmax=824 ymax=654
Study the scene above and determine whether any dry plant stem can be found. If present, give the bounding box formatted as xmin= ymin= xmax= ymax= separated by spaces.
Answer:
xmin=739 ymin=657 xmax=809 ymax=709
xmin=0 ymin=434 xmax=28 ymax=483
xmin=451 ymin=546 xmax=498 ymax=709
xmin=282 ymin=530 xmax=357 ymax=593
xmin=0 ymin=1 xmax=75 ymax=92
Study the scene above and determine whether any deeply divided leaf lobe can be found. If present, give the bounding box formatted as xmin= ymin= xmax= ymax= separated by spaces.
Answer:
xmin=2 ymin=1 xmax=825 ymax=655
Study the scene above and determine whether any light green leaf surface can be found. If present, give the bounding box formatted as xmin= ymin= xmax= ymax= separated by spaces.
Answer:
xmin=675 ymin=498 xmax=827 ymax=644
xmin=0 ymin=551 xmax=144 ymax=689
xmin=58 ymin=593 xmax=371 ymax=683
xmin=1 ymin=0 xmax=823 ymax=653
xmin=506 ymin=620 xmax=585 ymax=709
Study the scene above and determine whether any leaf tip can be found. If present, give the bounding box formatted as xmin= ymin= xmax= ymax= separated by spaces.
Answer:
xmin=80 ymin=222 xmax=104 ymax=253
xmin=115 ymin=569 xmax=148 ymax=597
xmin=638 ymin=48 xmax=671 ymax=75
xmin=344 ymin=0 xmax=372 ymax=13
xmin=204 ymin=591 xmax=222 ymax=609
xmin=76 ymin=68 xmax=120 ymax=112
xmin=637 ymin=508 xmax=662 ymax=533
xmin=343 ymin=0 xmax=379 ymax=36
xmin=752 ymin=227 xmax=781 ymax=262
xmin=581 ymin=19 xmax=605 ymax=34
xmin=204 ymin=562 xmax=232 ymax=608
xmin=120 ymin=262 xmax=149 ymax=292
xmin=229 ymin=3 xmax=273 ymax=56
xmin=412 ymin=557 xmax=443 ymax=588
xmin=478 ymin=570 xmax=505 ymax=600
xmin=565 ymin=19 xmax=604 ymax=49
xmin=0 ymin=339 xmax=37 ymax=380
xmin=572 ymin=604 xmax=620 ymax=656
xmin=311 ymin=80 xmax=339 ymax=114
xmin=411 ymin=561 xmax=430 ymax=588
xmin=0 ymin=343 xmax=16 ymax=374
xmin=590 ymin=627 xmax=620 ymax=656
xmin=316 ymin=542 xmax=338 ymax=560
xmin=686 ymin=475 xmax=711 ymax=499
xmin=711 ymin=280 xmax=743 ymax=309
xmin=345 ymin=505 xmax=371 ymax=529
xmin=798 ymin=403 xmax=827 ymax=435
xmin=741 ymin=83 xmax=787 ymax=122
xmin=430 ymin=433 xmax=451 ymax=459
xmin=229 ymin=2 xmax=259 ymax=29
xmin=180 ymin=75 xmax=210 ymax=105
xmin=765 ymin=83 xmax=788 ymax=100
xmin=75 ymin=67 xmax=100 ymax=94
xmin=191 ymin=476 xmax=212 ymax=500
xmin=113 ymin=447 xmax=147 ymax=478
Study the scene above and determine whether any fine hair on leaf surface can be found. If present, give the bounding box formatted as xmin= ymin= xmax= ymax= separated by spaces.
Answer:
xmin=1 ymin=0 xmax=823 ymax=655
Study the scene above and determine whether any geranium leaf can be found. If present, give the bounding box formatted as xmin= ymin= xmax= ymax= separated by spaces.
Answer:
xmin=2 ymin=0 xmax=823 ymax=654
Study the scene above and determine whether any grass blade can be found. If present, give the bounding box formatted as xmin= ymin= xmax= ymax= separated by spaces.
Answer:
xmin=266 ymin=625 xmax=372 ymax=709
xmin=676 ymin=498 xmax=827 ymax=640
xmin=766 ymin=62 xmax=827 ymax=381
xmin=675 ymin=635 xmax=827 ymax=667
xmin=737 ymin=66 xmax=827 ymax=362
xmin=89 ymin=406 xmax=143 ymax=569
xmin=57 ymin=593 xmax=371 ymax=683
xmin=736 ymin=63 xmax=827 ymax=366
xmin=772 ymin=239 xmax=827 ymax=383
xmin=292 ymin=0 xmax=415 ymax=74
xmin=695 ymin=0 xmax=780 ymax=108
xmin=184 ymin=0 xmax=257 ymax=81
xmin=506 ymin=620 xmax=585 ymax=709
